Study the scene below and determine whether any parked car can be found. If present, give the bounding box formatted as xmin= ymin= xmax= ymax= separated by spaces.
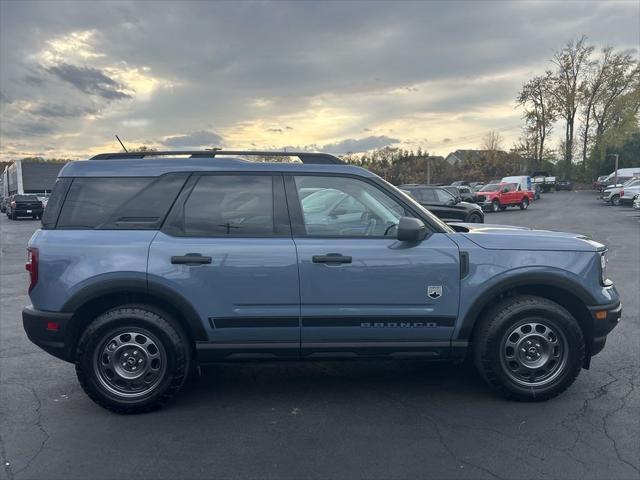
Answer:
xmin=475 ymin=182 xmax=535 ymax=212
xmin=602 ymin=177 xmax=640 ymax=206
xmin=531 ymin=171 xmax=556 ymax=192
xmin=450 ymin=180 xmax=470 ymax=187
xmin=23 ymin=149 xmax=620 ymax=413
xmin=533 ymin=184 xmax=542 ymax=200
xmin=443 ymin=185 xmax=476 ymax=203
xmin=619 ymin=181 xmax=640 ymax=205
xmin=458 ymin=185 xmax=477 ymax=202
xmin=598 ymin=168 xmax=640 ymax=192
xmin=556 ymin=179 xmax=573 ymax=191
xmin=469 ymin=182 xmax=485 ymax=191
xmin=593 ymin=175 xmax=607 ymax=190
xmin=400 ymin=184 xmax=484 ymax=223
xmin=633 ymin=194 xmax=640 ymax=210
xmin=5 ymin=194 xmax=44 ymax=220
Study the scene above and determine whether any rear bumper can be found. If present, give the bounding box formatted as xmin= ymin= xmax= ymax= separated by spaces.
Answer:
xmin=12 ymin=208 xmax=43 ymax=216
xmin=588 ymin=301 xmax=622 ymax=357
xmin=23 ymin=305 xmax=73 ymax=362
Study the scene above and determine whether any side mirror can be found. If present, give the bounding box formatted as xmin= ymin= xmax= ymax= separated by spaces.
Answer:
xmin=397 ymin=217 xmax=427 ymax=242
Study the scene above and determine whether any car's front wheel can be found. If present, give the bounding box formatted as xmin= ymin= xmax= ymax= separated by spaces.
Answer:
xmin=473 ymin=295 xmax=584 ymax=401
xmin=76 ymin=305 xmax=191 ymax=414
xmin=467 ymin=212 xmax=484 ymax=223
xmin=520 ymin=197 xmax=529 ymax=210
xmin=491 ymin=200 xmax=500 ymax=212
xmin=611 ymin=194 xmax=621 ymax=206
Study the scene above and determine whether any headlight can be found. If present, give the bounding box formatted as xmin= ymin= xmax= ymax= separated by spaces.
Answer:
xmin=600 ymin=251 xmax=608 ymax=285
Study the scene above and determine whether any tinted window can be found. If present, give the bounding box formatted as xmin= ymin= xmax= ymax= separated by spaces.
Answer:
xmin=57 ymin=175 xmax=187 ymax=229
xmin=182 ymin=175 xmax=275 ymax=236
xmin=418 ymin=188 xmax=437 ymax=202
xmin=14 ymin=195 xmax=39 ymax=201
xmin=41 ymin=178 xmax=71 ymax=229
xmin=435 ymin=188 xmax=455 ymax=203
xmin=481 ymin=183 xmax=500 ymax=191
xmin=294 ymin=176 xmax=406 ymax=237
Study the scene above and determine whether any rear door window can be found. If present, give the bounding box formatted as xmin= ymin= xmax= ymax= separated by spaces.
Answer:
xmin=180 ymin=175 xmax=276 ymax=236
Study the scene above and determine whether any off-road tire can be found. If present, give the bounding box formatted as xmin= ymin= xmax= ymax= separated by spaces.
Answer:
xmin=76 ymin=305 xmax=191 ymax=414
xmin=491 ymin=200 xmax=500 ymax=212
xmin=473 ymin=295 xmax=584 ymax=401
xmin=519 ymin=197 xmax=529 ymax=210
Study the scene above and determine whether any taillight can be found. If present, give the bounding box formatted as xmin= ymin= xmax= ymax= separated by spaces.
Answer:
xmin=25 ymin=247 xmax=39 ymax=293
xmin=11 ymin=201 xmax=16 ymax=208
xmin=620 ymin=189 xmax=624 ymax=197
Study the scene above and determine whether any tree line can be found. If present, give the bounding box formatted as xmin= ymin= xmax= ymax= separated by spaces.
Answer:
xmin=516 ymin=35 xmax=639 ymax=179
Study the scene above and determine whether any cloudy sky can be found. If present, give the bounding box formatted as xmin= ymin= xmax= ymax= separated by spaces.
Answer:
xmin=0 ymin=1 xmax=638 ymax=160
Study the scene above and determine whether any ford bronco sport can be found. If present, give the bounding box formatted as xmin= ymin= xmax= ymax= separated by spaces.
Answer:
xmin=23 ymin=150 xmax=621 ymax=413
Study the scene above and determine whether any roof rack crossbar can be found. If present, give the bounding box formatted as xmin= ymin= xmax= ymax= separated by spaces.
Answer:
xmin=89 ymin=150 xmax=344 ymax=165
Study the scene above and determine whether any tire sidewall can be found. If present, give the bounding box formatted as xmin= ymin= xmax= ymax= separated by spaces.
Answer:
xmin=76 ymin=307 xmax=190 ymax=412
xmin=611 ymin=195 xmax=620 ymax=206
xmin=468 ymin=212 xmax=483 ymax=223
xmin=520 ymin=198 xmax=529 ymax=210
xmin=492 ymin=200 xmax=500 ymax=212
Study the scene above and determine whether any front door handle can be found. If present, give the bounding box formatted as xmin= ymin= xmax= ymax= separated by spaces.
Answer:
xmin=171 ymin=254 xmax=212 ymax=265
xmin=312 ymin=253 xmax=352 ymax=264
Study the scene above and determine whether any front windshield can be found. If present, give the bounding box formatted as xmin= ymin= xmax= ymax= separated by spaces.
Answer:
xmin=480 ymin=183 xmax=501 ymax=191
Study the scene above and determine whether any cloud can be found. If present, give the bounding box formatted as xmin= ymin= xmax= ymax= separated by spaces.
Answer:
xmin=0 ymin=92 xmax=11 ymax=104
xmin=442 ymin=138 xmax=452 ymax=143
xmin=0 ymin=1 xmax=637 ymax=160
xmin=321 ymin=135 xmax=400 ymax=154
xmin=46 ymin=63 xmax=132 ymax=100
xmin=26 ymin=102 xmax=97 ymax=118
xmin=161 ymin=130 xmax=224 ymax=148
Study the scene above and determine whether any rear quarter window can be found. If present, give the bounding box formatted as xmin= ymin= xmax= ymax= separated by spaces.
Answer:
xmin=56 ymin=174 xmax=188 ymax=229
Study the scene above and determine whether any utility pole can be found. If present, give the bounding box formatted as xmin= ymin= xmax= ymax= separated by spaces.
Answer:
xmin=427 ymin=157 xmax=431 ymax=184
xmin=607 ymin=153 xmax=619 ymax=184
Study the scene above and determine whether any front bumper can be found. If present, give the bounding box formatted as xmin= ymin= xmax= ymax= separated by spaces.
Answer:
xmin=23 ymin=305 xmax=73 ymax=362
xmin=587 ymin=301 xmax=622 ymax=358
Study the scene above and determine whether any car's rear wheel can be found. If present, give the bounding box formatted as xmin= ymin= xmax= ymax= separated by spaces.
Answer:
xmin=473 ymin=295 xmax=584 ymax=401
xmin=611 ymin=194 xmax=621 ymax=206
xmin=519 ymin=197 xmax=529 ymax=210
xmin=467 ymin=212 xmax=483 ymax=223
xmin=76 ymin=305 xmax=191 ymax=414
xmin=491 ymin=200 xmax=500 ymax=212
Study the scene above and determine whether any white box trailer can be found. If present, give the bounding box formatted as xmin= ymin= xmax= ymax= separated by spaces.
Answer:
xmin=2 ymin=160 xmax=69 ymax=197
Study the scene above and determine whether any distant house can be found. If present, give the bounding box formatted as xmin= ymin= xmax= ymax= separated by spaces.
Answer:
xmin=445 ymin=149 xmax=516 ymax=166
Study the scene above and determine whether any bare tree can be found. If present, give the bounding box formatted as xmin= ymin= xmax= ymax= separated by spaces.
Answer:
xmin=517 ymin=73 xmax=556 ymax=166
xmin=549 ymin=35 xmax=594 ymax=176
xmin=482 ymin=130 xmax=503 ymax=152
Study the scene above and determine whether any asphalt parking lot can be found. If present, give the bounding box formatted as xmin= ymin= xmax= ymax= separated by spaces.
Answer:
xmin=1 ymin=190 xmax=638 ymax=480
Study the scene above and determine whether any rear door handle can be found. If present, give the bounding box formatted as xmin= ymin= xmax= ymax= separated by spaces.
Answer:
xmin=171 ymin=254 xmax=212 ymax=265
xmin=312 ymin=253 xmax=352 ymax=264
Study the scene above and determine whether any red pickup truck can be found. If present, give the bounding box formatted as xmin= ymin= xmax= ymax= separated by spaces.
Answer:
xmin=475 ymin=182 xmax=535 ymax=212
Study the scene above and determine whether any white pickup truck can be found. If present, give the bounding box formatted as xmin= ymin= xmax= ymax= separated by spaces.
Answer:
xmin=530 ymin=171 xmax=556 ymax=193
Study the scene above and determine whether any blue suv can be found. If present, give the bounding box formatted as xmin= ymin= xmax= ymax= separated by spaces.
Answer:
xmin=23 ymin=151 xmax=621 ymax=413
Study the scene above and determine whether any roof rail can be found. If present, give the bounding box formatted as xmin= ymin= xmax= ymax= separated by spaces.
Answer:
xmin=89 ymin=150 xmax=344 ymax=165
